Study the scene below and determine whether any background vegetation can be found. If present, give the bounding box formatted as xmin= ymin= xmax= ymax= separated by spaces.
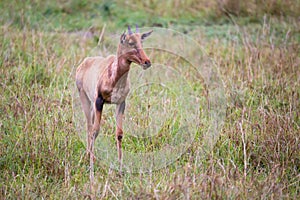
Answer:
xmin=1 ymin=0 xmax=299 ymax=199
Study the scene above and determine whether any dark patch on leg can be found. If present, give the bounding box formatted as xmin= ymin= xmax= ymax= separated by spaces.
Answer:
xmin=95 ymin=94 xmax=104 ymax=111
xmin=117 ymin=135 xmax=123 ymax=141
xmin=118 ymin=101 xmax=126 ymax=114
xmin=93 ymin=130 xmax=99 ymax=140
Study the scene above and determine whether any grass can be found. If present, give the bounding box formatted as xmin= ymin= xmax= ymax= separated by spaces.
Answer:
xmin=1 ymin=0 xmax=299 ymax=199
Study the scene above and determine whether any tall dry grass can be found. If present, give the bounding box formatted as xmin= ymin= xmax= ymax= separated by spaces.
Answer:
xmin=0 ymin=0 xmax=299 ymax=199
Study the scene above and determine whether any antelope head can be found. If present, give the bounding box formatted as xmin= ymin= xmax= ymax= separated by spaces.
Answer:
xmin=119 ymin=25 xmax=153 ymax=70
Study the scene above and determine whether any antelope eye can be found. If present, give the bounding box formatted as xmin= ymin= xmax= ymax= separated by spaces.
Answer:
xmin=128 ymin=42 xmax=135 ymax=46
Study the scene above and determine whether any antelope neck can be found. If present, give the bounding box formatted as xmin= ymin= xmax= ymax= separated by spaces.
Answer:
xmin=109 ymin=51 xmax=131 ymax=85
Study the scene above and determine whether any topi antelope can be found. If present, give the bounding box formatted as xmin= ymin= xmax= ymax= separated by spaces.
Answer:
xmin=75 ymin=25 xmax=153 ymax=180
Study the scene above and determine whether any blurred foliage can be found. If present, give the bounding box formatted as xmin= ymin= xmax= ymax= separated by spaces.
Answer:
xmin=0 ymin=0 xmax=299 ymax=31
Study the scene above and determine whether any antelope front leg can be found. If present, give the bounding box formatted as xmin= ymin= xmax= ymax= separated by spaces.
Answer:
xmin=116 ymin=101 xmax=125 ymax=171
xmin=90 ymin=95 xmax=104 ymax=190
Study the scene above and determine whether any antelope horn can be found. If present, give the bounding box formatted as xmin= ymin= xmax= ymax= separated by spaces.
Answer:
xmin=135 ymin=24 xmax=139 ymax=33
xmin=128 ymin=25 xmax=132 ymax=35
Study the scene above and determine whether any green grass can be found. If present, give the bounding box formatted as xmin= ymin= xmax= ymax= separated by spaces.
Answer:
xmin=1 ymin=0 xmax=300 ymax=199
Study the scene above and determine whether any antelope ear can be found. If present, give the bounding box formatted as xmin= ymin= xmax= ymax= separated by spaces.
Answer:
xmin=141 ymin=30 xmax=153 ymax=40
xmin=120 ymin=31 xmax=126 ymax=44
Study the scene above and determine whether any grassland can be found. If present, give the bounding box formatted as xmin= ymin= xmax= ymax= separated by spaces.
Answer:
xmin=0 ymin=0 xmax=299 ymax=199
